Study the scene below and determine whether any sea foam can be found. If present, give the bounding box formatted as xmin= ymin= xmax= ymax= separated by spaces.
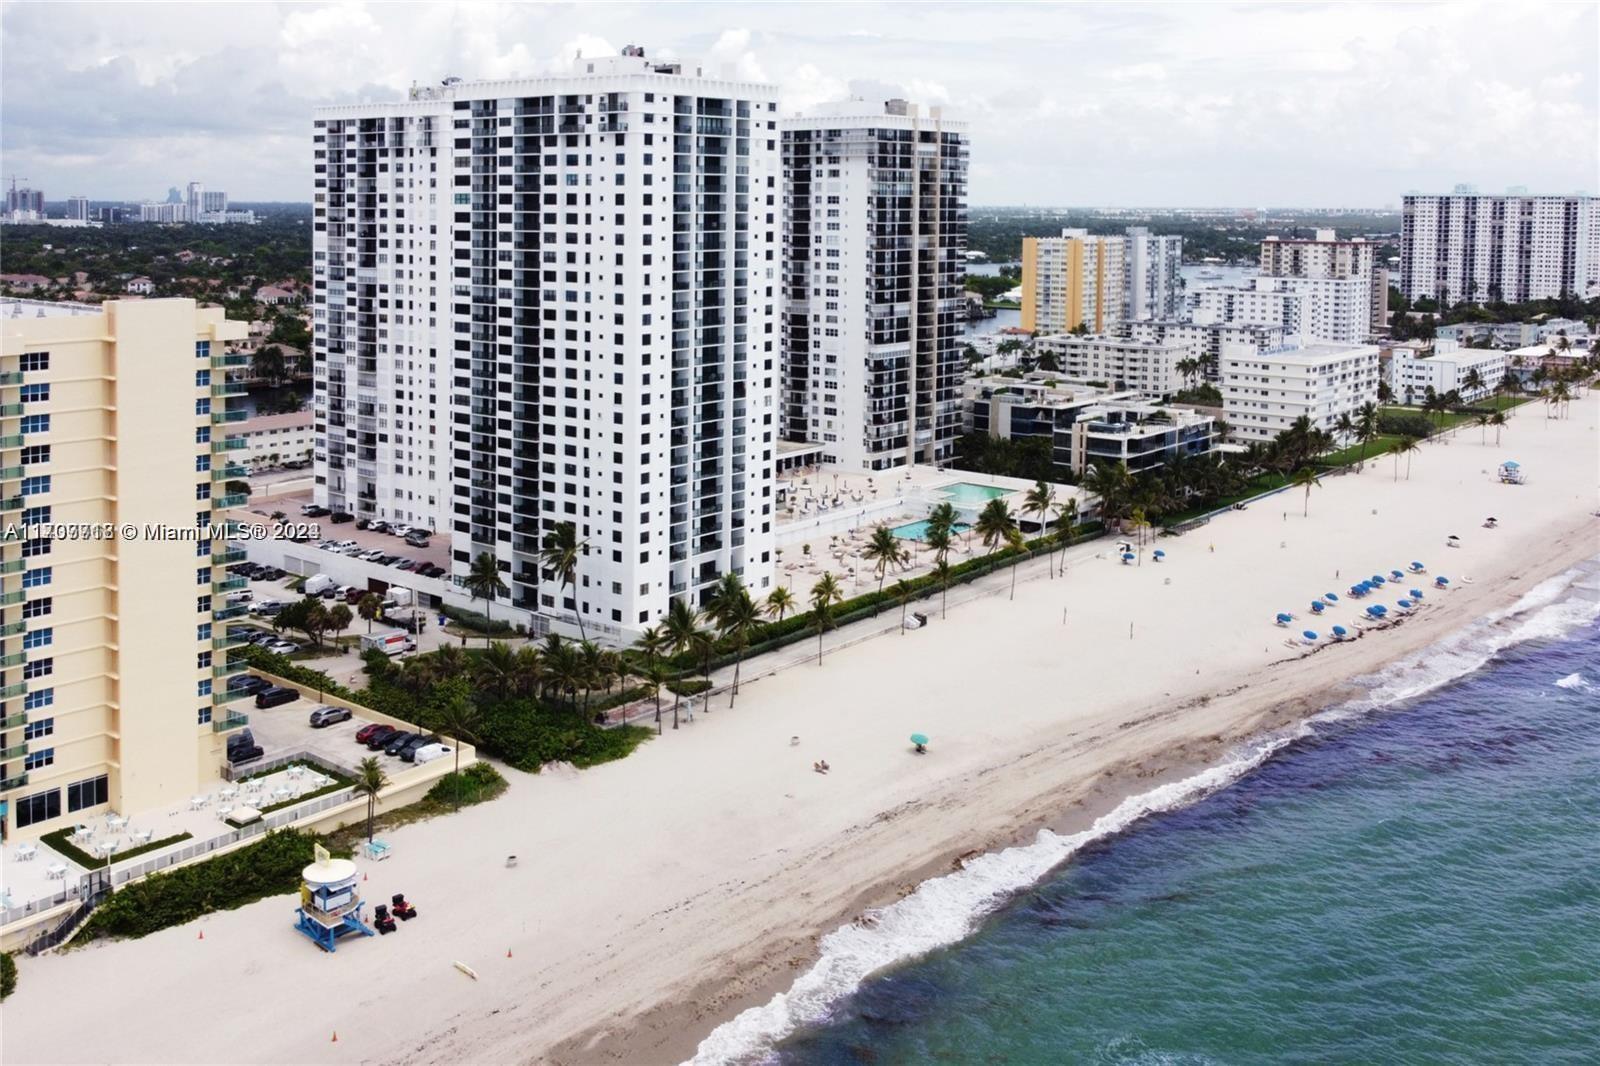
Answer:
xmin=688 ymin=560 xmax=1600 ymax=1066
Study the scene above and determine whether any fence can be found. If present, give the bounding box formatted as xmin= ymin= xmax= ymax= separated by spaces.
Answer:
xmin=220 ymin=748 xmax=358 ymax=783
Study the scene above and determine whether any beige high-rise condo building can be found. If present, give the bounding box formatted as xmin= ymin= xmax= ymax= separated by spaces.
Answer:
xmin=0 ymin=298 xmax=247 ymax=841
xmin=1259 ymin=229 xmax=1386 ymax=335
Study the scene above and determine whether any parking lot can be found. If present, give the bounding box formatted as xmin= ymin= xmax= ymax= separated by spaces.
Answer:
xmin=238 ymin=680 xmax=444 ymax=780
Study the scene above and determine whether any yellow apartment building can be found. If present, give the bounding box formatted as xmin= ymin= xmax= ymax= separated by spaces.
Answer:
xmin=1021 ymin=228 xmax=1126 ymax=336
xmin=0 ymin=298 xmax=248 ymax=841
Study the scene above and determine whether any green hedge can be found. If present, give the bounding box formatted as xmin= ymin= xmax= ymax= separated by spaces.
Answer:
xmin=423 ymin=761 xmax=507 ymax=806
xmin=75 ymin=829 xmax=345 ymax=944
xmin=1377 ymin=411 xmax=1434 ymax=438
xmin=40 ymin=828 xmax=194 ymax=871
xmin=440 ymin=603 xmax=519 ymax=635
xmin=0 ymin=951 xmax=15 ymax=1001
xmin=239 ymin=645 xmax=354 ymax=699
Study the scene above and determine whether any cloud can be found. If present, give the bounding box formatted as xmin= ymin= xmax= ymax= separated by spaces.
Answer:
xmin=2 ymin=1 xmax=1594 ymax=206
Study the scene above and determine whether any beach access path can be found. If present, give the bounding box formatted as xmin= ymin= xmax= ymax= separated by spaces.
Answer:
xmin=5 ymin=395 xmax=1597 ymax=1066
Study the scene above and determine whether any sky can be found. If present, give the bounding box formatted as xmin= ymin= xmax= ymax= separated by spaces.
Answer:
xmin=2 ymin=1 xmax=1595 ymax=207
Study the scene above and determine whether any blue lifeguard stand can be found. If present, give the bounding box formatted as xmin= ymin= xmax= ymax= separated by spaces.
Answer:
xmin=293 ymin=850 xmax=375 ymax=952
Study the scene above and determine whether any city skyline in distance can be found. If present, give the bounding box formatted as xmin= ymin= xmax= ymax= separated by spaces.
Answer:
xmin=2 ymin=1 xmax=1595 ymax=206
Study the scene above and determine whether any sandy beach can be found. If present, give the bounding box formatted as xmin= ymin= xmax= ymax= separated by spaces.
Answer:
xmin=4 ymin=396 xmax=1597 ymax=1066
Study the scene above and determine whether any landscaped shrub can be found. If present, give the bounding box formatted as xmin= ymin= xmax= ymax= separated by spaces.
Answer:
xmin=1377 ymin=411 xmax=1434 ymax=438
xmin=422 ymin=761 xmax=507 ymax=806
xmin=40 ymin=828 xmax=193 ymax=871
xmin=76 ymin=829 xmax=346 ymax=944
xmin=0 ymin=951 xmax=15 ymax=1001
xmin=439 ymin=603 xmax=516 ymax=635
xmin=239 ymin=645 xmax=353 ymax=699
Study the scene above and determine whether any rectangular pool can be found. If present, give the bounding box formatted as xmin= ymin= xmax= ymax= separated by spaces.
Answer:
xmin=938 ymin=481 xmax=1012 ymax=505
xmin=892 ymin=520 xmax=972 ymax=541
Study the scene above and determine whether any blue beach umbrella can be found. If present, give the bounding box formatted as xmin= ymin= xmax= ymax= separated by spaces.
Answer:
xmin=1302 ymin=630 xmax=1319 ymax=641
xmin=1332 ymin=625 xmax=1348 ymax=639
xmin=1372 ymin=575 xmax=1386 ymax=585
xmin=1276 ymin=612 xmax=1292 ymax=624
xmin=1436 ymin=575 xmax=1450 ymax=587
xmin=1311 ymin=601 xmax=1325 ymax=613
xmin=1366 ymin=605 xmax=1384 ymax=618
xmin=1390 ymin=570 xmax=1404 ymax=581
xmin=1325 ymin=592 xmax=1339 ymax=602
xmin=1410 ymin=561 xmax=1425 ymax=571
xmin=1410 ymin=589 xmax=1424 ymax=600
xmin=1122 ymin=552 xmax=1135 ymax=563
xmin=1398 ymin=598 xmax=1414 ymax=608
xmin=1153 ymin=549 xmax=1165 ymax=560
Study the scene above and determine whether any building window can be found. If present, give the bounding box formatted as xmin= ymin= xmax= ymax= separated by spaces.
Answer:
xmin=23 ymin=687 xmax=53 ymax=710
xmin=195 ymin=454 xmax=211 ymax=472
xmin=196 ymin=341 xmax=211 ymax=359
xmin=20 ymin=597 xmax=51 ymax=618
xmin=195 ymin=482 xmax=211 ymax=500
xmin=19 ymin=351 xmax=49 ymax=372
xmin=21 ymin=566 xmax=51 ymax=588
xmin=23 ymin=657 xmax=53 ymax=679
xmin=197 ymin=623 xmax=211 ymax=641
xmin=196 ymin=595 xmax=211 ymax=613
xmin=195 ymin=398 xmax=211 ymax=416
xmin=21 ymin=504 xmax=49 ymax=525
xmin=20 ymin=414 xmax=49 ymax=434
xmin=21 ymin=537 xmax=49 ymax=558
xmin=15 ymin=788 xmax=60 ymax=827
xmin=196 ymin=426 xmax=211 ymax=444
xmin=20 ymin=475 xmax=50 ymax=496
xmin=20 ymin=383 xmax=49 ymax=403
xmin=197 ymin=678 xmax=211 ymax=697
xmin=197 ymin=650 xmax=212 ymax=669
xmin=67 ymin=774 xmax=109 ymax=812
xmin=23 ymin=717 xmax=53 ymax=740
xmin=197 ymin=706 xmax=213 ymax=725
xmin=195 ymin=369 xmax=211 ymax=387
xmin=20 ymin=445 xmax=50 ymax=465
xmin=22 ymin=627 xmax=52 ymax=649
xmin=24 ymin=747 xmax=54 ymax=770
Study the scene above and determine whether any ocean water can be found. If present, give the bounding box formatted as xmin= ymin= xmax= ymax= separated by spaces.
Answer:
xmin=694 ymin=562 xmax=1600 ymax=1065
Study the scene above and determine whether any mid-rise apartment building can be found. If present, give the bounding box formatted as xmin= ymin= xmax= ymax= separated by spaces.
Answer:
xmin=1068 ymin=401 xmax=1214 ymax=475
xmin=1035 ymin=333 xmax=1186 ymax=397
xmin=0 ymin=298 xmax=248 ymax=840
xmin=1386 ymin=339 xmax=1507 ymax=404
xmin=1022 ymin=226 xmax=1183 ymax=335
xmin=1399 ymin=189 xmax=1599 ymax=306
xmin=1188 ymin=274 xmax=1371 ymax=344
xmin=780 ymin=98 xmax=969 ymax=471
xmin=1221 ymin=341 xmax=1380 ymax=442
xmin=1118 ymin=319 xmax=1287 ymax=379
xmin=313 ymin=49 xmax=779 ymax=641
xmin=1259 ymin=230 xmax=1386 ymax=332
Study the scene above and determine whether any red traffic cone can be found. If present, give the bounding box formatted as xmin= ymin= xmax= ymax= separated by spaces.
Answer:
xmin=506 ymin=947 xmax=513 ymax=958
xmin=363 ymin=872 xmax=368 ymax=882
xmin=331 ymin=1031 xmax=339 ymax=1043
xmin=198 ymin=929 xmax=204 ymax=940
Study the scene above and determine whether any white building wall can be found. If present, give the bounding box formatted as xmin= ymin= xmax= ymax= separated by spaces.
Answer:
xmin=1400 ymin=192 xmax=1598 ymax=305
xmin=1221 ymin=342 xmax=1380 ymax=442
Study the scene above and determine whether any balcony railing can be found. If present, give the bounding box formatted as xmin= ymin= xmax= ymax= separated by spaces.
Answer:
xmin=211 ymin=409 xmax=247 ymax=425
xmin=211 ymin=465 xmax=248 ymax=482
xmin=0 ymin=620 xmax=21 ymax=637
xmin=0 ymin=372 xmax=24 ymax=386
xmin=0 ymin=712 xmax=25 ymax=729
xmin=213 ymin=658 xmax=246 ymax=678
xmin=0 ymin=466 xmax=24 ymax=480
xmin=212 ymin=437 xmax=247 ymax=452
xmin=0 ymin=435 xmax=21 ymax=449
xmin=213 ymin=576 xmax=247 ymax=593
xmin=212 ymin=632 xmax=247 ymax=651
xmin=0 ymin=558 xmax=24 ymax=574
xmin=0 ymin=404 xmax=23 ymax=418
xmin=0 ymin=772 xmax=26 ymax=791
xmin=0 ymin=742 xmax=27 ymax=760
xmin=212 ymin=603 xmax=249 ymax=621
xmin=211 ymin=711 xmax=249 ymax=733
xmin=211 ymin=352 xmax=249 ymax=369
xmin=213 ymin=546 xmax=246 ymax=565
xmin=0 ymin=496 xmax=24 ymax=512
xmin=0 ymin=682 xmax=26 ymax=699
xmin=0 ymin=590 xmax=23 ymax=606
xmin=0 ymin=652 xmax=24 ymax=668
xmin=212 ymin=687 xmax=251 ymax=705
xmin=211 ymin=493 xmax=248 ymax=510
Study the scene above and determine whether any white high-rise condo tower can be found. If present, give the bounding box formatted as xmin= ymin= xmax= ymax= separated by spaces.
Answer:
xmin=1399 ymin=189 xmax=1598 ymax=306
xmin=313 ymin=48 xmax=780 ymax=642
xmin=780 ymin=99 xmax=970 ymax=470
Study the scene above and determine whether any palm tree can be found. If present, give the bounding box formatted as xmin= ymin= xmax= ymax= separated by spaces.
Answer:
xmin=430 ymin=693 xmax=481 ymax=810
xmin=932 ymin=559 xmax=953 ymax=619
xmin=357 ymin=592 xmax=382 ymax=634
xmin=765 ymin=586 xmax=797 ymax=624
xmin=1463 ymin=367 xmax=1484 ymax=399
xmin=718 ymin=589 xmax=765 ymax=706
xmin=1023 ymin=480 xmax=1055 ymax=570
xmin=706 ymin=572 xmax=747 ymax=633
xmin=474 ymin=640 xmax=519 ymax=700
xmin=1291 ymin=466 xmax=1322 ymax=516
xmin=809 ymin=573 xmax=843 ymax=665
xmin=578 ymin=640 xmax=605 ymax=718
xmin=664 ymin=598 xmax=699 ymax=729
xmin=1490 ymin=410 xmax=1507 ymax=445
xmin=1003 ymin=527 xmax=1027 ymax=600
xmin=641 ymin=660 xmax=669 ymax=733
xmin=974 ymin=498 xmax=1022 ymax=596
xmin=432 ymin=642 xmax=468 ymax=682
xmin=861 ymin=524 xmax=908 ymax=603
xmin=463 ymin=552 xmax=508 ymax=646
xmin=1393 ymin=435 xmax=1421 ymax=481
xmin=1334 ymin=411 xmax=1355 ymax=449
xmin=925 ymin=522 xmax=953 ymax=570
xmin=539 ymin=521 xmax=590 ymax=641
xmin=1082 ymin=461 xmax=1131 ymax=531
xmin=1053 ymin=496 xmax=1079 ymax=576
xmin=925 ymin=501 xmax=959 ymax=542
xmin=890 ymin=578 xmax=915 ymax=634
xmin=353 ymin=756 xmax=389 ymax=841
xmin=1475 ymin=413 xmax=1491 ymax=444
xmin=1355 ymin=402 xmax=1379 ymax=471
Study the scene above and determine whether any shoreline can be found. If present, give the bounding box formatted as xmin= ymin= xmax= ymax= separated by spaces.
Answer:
xmin=3 ymin=398 xmax=1596 ymax=1066
xmin=575 ymin=533 xmax=1600 ymax=1066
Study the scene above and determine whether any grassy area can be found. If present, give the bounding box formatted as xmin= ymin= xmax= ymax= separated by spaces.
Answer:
xmin=984 ymin=299 xmax=1021 ymax=310
xmin=1381 ymin=394 xmax=1528 ymax=432
xmin=40 ymin=828 xmax=195 ymax=871
xmin=1318 ymin=435 xmax=1404 ymax=469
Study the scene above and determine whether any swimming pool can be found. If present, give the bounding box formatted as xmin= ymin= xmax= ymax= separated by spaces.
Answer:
xmin=892 ymin=520 xmax=972 ymax=541
xmin=938 ymin=481 xmax=1012 ymax=505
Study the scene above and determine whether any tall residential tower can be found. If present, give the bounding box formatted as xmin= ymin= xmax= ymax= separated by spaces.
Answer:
xmin=313 ymin=49 xmax=780 ymax=640
xmin=1399 ymin=189 xmax=1598 ymax=306
xmin=780 ymin=98 xmax=970 ymax=470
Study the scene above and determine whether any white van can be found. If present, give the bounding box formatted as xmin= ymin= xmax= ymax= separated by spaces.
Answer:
xmin=359 ymin=630 xmax=416 ymax=657
xmin=303 ymin=573 xmax=335 ymax=595
xmin=412 ymin=743 xmax=453 ymax=765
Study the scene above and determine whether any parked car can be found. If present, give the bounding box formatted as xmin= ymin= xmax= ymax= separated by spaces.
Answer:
xmin=255 ymin=685 xmax=299 ymax=709
xmin=389 ymin=524 xmax=413 ymax=538
xmin=370 ymin=520 xmax=391 ymax=534
xmin=398 ymin=734 xmax=440 ymax=762
xmin=226 ymin=729 xmax=264 ymax=765
xmin=363 ymin=725 xmax=400 ymax=750
xmin=394 ymin=559 xmax=416 ymax=571
xmin=355 ymin=722 xmax=390 ymax=745
xmin=330 ymin=511 xmax=354 ymax=524
xmin=264 ymin=641 xmax=299 ymax=656
xmin=260 ymin=567 xmax=286 ymax=581
xmin=412 ymin=743 xmax=454 ymax=765
xmin=251 ymin=600 xmax=284 ymax=616
xmin=382 ymin=730 xmax=419 ymax=757
xmin=404 ymin=531 xmax=430 ymax=548
xmin=376 ymin=554 xmax=399 ymax=566
xmin=227 ymin=674 xmax=272 ymax=695
xmin=309 ymin=705 xmax=353 ymax=728
xmin=301 ymin=504 xmax=331 ymax=517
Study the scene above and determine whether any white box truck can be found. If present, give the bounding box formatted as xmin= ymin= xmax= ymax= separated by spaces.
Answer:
xmin=360 ymin=630 xmax=416 ymax=657
xmin=303 ymin=573 xmax=335 ymax=596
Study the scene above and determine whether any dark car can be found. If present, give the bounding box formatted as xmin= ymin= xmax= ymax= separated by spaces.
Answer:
xmin=370 ymin=520 xmax=391 ymax=534
xmin=398 ymin=734 xmax=440 ymax=762
xmin=260 ymin=567 xmax=286 ymax=581
xmin=226 ymin=729 xmax=264 ymax=765
xmin=376 ymin=554 xmax=398 ymax=566
xmin=302 ymin=505 xmax=331 ymax=517
xmin=382 ymin=730 xmax=418 ymax=757
xmin=364 ymin=725 xmax=400 ymax=750
xmin=309 ymin=705 xmax=353 ymax=728
xmin=354 ymin=722 xmax=390 ymax=745
xmin=255 ymin=685 xmax=299 ymax=709
xmin=227 ymin=674 xmax=271 ymax=695
xmin=330 ymin=511 xmax=355 ymax=524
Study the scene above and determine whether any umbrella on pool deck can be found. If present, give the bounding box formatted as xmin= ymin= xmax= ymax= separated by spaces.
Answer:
xmin=1448 ymin=535 xmax=1461 ymax=541
xmin=1332 ymin=625 xmax=1349 ymax=639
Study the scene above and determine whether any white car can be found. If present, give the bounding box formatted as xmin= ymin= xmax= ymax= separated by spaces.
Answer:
xmin=389 ymin=524 xmax=413 ymax=538
xmin=360 ymin=549 xmax=385 ymax=561
xmin=265 ymin=641 xmax=299 ymax=656
xmin=412 ymin=743 xmax=453 ymax=765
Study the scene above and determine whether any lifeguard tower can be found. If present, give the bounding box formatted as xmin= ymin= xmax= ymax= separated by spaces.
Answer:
xmin=1497 ymin=460 xmax=1525 ymax=484
xmin=293 ymin=844 xmax=376 ymax=952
